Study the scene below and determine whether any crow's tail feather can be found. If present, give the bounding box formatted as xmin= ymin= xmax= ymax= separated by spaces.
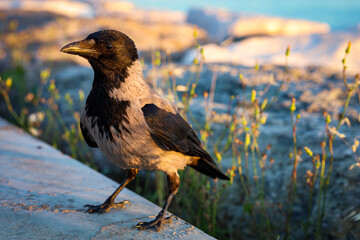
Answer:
xmin=189 ymin=158 xmax=229 ymax=180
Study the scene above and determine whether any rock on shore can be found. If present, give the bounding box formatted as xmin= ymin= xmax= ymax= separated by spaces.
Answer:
xmin=187 ymin=8 xmax=330 ymax=42
xmin=182 ymin=31 xmax=360 ymax=73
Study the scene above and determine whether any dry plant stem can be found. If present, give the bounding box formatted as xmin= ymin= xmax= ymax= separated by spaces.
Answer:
xmin=342 ymin=48 xmax=350 ymax=92
xmin=251 ymin=99 xmax=272 ymax=238
xmin=244 ymin=148 xmax=251 ymax=190
xmin=33 ymin=72 xmax=49 ymax=106
xmin=213 ymin=126 xmax=230 ymax=155
xmin=264 ymin=48 xmax=289 ymax=110
xmin=304 ymin=155 xmax=320 ymax=240
xmin=260 ymin=159 xmax=272 ymax=238
xmin=184 ymin=35 xmax=204 ymax=113
xmin=213 ymin=99 xmax=236 ymax=159
xmin=0 ymin=87 xmax=23 ymax=127
xmin=184 ymin=59 xmax=204 ymax=123
xmin=203 ymin=69 xmax=219 ymax=149
xmin=236 ymin=137 xmax=251 ymax=197
xmin=156 ymin=172 xmax=165 ymax=206
xmin=178 ymin=172 xmax=196 ymax=219
xmin=207 ymin=68 xmax=218 ymax=121
xmin=196 ymin=176 xmax=207 ymax=228
xmin=342 ymin=67 xmax=349 ymax=92
xmin=258 ymin=152 xmax=272 ymax=237
xmin=261 ymin=76 xmax=273 ymax=99
xmin=304 ymin=188 xmax=314 ymax=239
xmin=238 ymin=165 xmax=250 ymax=198
xmin=251 ymin=144 xmax=258 ymax=186
xmin=151 ymin=50 xmax=158 ymax=90
xmin=170 ymin=73 xmax=180 ymax=103
xmin=211 ymin=195 xmax=217 ymax=235
xmin=318 ymin=73 xmax=359 ymax=238
xmin=316 ymin=42 xmax=354 ymax=237
xmin=250 ymin=138 xmax=264 ymax=237
xmin=315 ymin=142 xmax=327 ymax=239
xmin=251 ymin=102 xmax=259 ymax=188
xmin=320 ymin=136 xmax=333 ymax=216
xmin=285 ymin=109 xmax=298 ymax=240
xmin=336 ymin=82 xmax=356 ymax=130
xmin=251 ymin=133 xmax=261 ymax=196
xmin=240 ymin=76 xmax=246 ymax=109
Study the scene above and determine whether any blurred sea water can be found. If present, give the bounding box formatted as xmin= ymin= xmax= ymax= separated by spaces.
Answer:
xmin=130 ymin=0 xmax=360 ymax=31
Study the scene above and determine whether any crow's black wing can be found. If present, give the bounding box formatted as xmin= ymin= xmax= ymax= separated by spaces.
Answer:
xmin=80 ymin=122 xmax=98 ymax=148
xmin=142 ymin=103 xmax=229 ymax=180
xmin=141 ymin=103 xmax=202 ymax=156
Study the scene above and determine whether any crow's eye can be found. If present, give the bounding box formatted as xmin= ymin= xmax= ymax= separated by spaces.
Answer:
xmin=105 ymin=44 xmax=113 ymax=50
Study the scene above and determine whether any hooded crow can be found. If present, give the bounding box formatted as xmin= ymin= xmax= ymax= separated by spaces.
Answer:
xmin=61 ymin=29 xmax=229 ymax=231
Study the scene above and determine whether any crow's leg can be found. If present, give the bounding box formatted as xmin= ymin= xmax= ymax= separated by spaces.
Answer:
xmin=85 ymin=169 xmax=138 ymax=214
xmin=133 ymin=172 xmax=179 ymax=231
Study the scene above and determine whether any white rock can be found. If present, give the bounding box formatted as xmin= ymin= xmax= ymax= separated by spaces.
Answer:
xmin=101 ymin=0 xmax=135 ymax=13
xmin=183 ymin=32 xmax=360 ymax=73
xmin=97 ymin=0 xmax=186 ymax=23
xmin=0 ymin=0 xmax=95 ymax=18
xmin=187 ymin=8 xmax=330 ymax=42
xmin=230 ymin=16 xmax=330 ymax=37
xmin=122 ymin=9 xmax=186 ymax=24
xmin=187 ymin=8 xmax=235 ymax=42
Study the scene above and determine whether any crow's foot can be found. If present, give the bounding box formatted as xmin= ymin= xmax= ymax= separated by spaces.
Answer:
xmin=133 ymin=215 xmax=175 ymax=232
xmin=84 ymin=200 xmax=131 ymax=214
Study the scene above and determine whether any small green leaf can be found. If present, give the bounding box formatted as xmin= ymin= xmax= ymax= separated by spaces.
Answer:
xmin=326 ymin=114 xmax=331 ymax=123
xmin=304 ymin=146 xmax=313 ymax=157
xmin=5 ymin=78 xmax=12 ymax=88
xmin=251 ymin=89 xmax=256 ymax=102
xmin=261 ymin=98 xmax=268 ymax=110
xmin=239 ymin=73 xmax=244 ymax=81
xmin=345 ymin=41 xmax=351 ymax=54
xmin=290 ymin=98 xmax=296 ymax=112
xmin=245 ymin=133 xmax=251 ymax=148
xmin=78 ymin=89 xmax=85 ymax=102
xmin=193 ymin=26 xmax=197 ymax=38
xmin=254 ymin=60 xmax=259 ymax=70
xmin=40 ymin=69 xmax=51 ymax=83
xmin=285 ymin=45 xmax=290 ymax=56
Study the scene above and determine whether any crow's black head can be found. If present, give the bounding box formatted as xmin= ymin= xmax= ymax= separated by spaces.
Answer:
xmin=61 ymin=30 xmax=138 ymax=74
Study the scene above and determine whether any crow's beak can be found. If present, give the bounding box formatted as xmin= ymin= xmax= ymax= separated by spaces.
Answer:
xmin=60 ymin=39 xmax=98 ymax=58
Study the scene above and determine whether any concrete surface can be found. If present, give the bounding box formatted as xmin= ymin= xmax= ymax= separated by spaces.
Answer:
xmin=0 ymin=118 xmax=215 ymax=240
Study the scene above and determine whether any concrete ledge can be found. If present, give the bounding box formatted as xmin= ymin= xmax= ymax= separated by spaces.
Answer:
xmin=0 ymin=118 xmax=214 ymax=239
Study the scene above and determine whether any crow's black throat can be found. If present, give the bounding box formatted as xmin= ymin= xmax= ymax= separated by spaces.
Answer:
xmin=85 ymin=71 xmax=131 ymax=141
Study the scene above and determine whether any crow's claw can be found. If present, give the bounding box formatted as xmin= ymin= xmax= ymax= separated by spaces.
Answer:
xmin=133 ymin=215 xmax=176 ymax=231
xmin=84 ymin=200 xmax=131 ymax=214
